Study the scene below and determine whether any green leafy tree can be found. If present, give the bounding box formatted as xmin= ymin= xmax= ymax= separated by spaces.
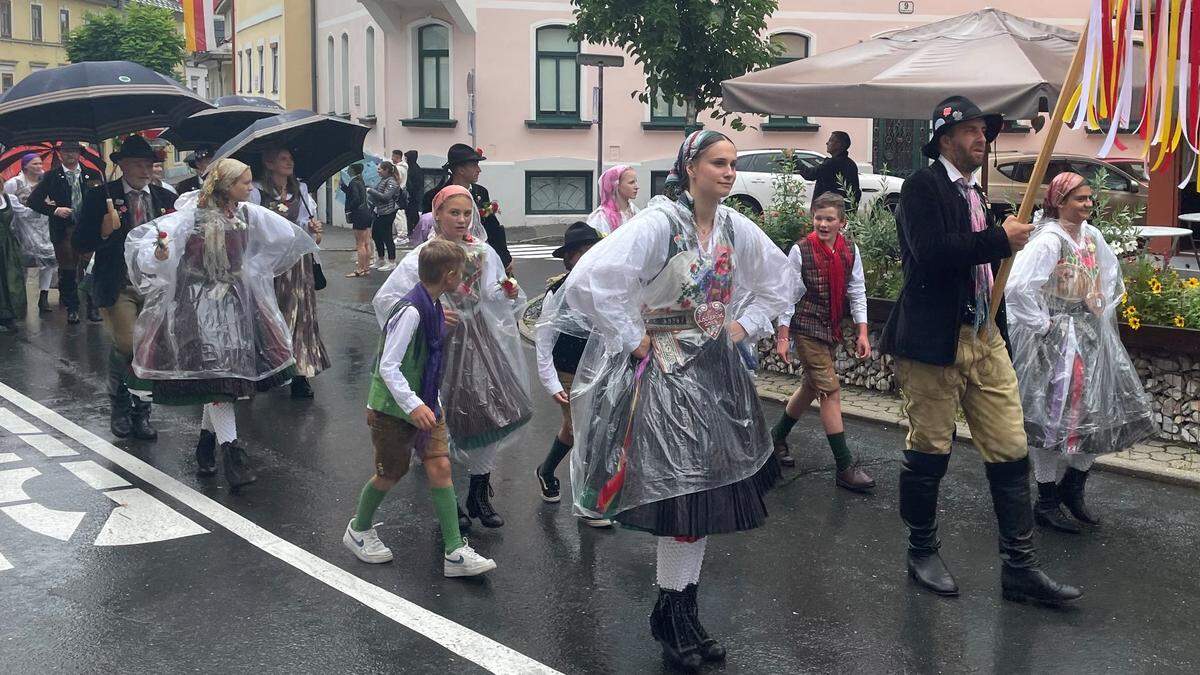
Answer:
xmin=65 ymin=4 xmax=186 ymax=79
xmin=570 ymin=0 xmax=779 ymax=130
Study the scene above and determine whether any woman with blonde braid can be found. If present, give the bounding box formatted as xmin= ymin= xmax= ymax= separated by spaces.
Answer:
xmin=125 ymin=158 xmax=317 ymax=490
xmin=250 ymin=146 xmax=330 ymax=399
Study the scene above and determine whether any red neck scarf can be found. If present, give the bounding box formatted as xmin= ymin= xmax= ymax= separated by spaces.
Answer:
xmin=807 ymin=231 xmax=850 ymax=330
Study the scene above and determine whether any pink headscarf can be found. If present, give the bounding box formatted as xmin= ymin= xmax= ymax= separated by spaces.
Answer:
xmin=1043 ymin=172 xmax=1086 ymax=219
xmin=432 ymin=184 xmax=473 ymax=213
xmin=598 ymin=164 xmax=632 ymax=232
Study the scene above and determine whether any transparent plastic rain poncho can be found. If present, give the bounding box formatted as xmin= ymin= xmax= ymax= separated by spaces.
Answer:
xmin=372 ymin=207 xmax=532 ymax=473
xmin=1005 ymin=220 xmax=1154 ymax=455
xmin=544 ymin=195 xmax=798 ymax=519
xmin=124 ymin=191 xmax=318 ymax=385
xmin=3 ymin=175 xmax=56 ymax=267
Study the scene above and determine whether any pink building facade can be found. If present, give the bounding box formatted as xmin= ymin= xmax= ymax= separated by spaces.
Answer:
xmin=316 ymin=0 xmax=1110 ymax=232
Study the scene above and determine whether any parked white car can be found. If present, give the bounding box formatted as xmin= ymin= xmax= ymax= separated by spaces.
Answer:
xmin=728 ymin=149 xmax=904 ymax=215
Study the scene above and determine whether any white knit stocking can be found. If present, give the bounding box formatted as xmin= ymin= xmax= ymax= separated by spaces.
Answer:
xmin=1031 ymin=447 xmax=1062 ymax=483
xmin=656 ymin=537 xmax=707 ymax=591
xmin=204 ymin=402 xmax=237 ymax=444
xmin=38 ymin=266 xmax=55 ymax=292
xmin=1066 ymin=452 xmax=1096 ymax=472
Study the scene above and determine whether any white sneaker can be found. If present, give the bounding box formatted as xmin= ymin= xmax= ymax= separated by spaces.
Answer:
xmin=443 ymin=538 xmax=497 ymax=577
xmin=378 ymin=262 xmax=397 ymax=272
xmin=343 ymin=519 xmax=394 ymax=564
xmin=371 ymin=258 xmax=383 ymax=269
xmin=580 ymin=516 xmax=614 ymax=528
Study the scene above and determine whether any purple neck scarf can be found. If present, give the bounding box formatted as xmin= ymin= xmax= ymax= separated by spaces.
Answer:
xmin=401 ymin=283 xmax=446 ymax=441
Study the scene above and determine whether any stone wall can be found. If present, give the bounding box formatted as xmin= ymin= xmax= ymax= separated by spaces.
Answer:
xmin=758 ymin=327 xmax=1200 ymax=445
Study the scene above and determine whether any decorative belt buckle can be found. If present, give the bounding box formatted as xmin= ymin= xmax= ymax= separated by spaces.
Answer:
xmin=694 ymin=302 xmax=726 ymax=339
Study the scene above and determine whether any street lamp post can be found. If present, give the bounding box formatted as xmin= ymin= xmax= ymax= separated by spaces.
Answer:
xmin=577 ymin=53 xmax=624 ymax=185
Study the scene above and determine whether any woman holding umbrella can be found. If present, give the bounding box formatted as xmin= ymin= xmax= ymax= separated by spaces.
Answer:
xmin=249 ymin=145 xmax=330 ymax=400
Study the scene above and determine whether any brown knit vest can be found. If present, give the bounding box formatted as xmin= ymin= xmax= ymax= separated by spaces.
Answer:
xmin=790 ymin=238 xmax=856 ymax=345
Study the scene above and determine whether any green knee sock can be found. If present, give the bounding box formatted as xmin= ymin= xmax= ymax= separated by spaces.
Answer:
xmin=827 ymin=432 xmax=853 ymax=471
xmin=772 ymin=411 xmax=800 ymax=444
xmin=352 ymin=480 xmax=389 ymax=532
xmin=430 ymin=486 xmax=465 ymax=555
xmin=540 ymin=438 xmax=572 ymax=477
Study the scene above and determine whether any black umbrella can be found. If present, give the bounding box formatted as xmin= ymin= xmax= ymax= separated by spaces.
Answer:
xmin=0 ymin=61 xmax=212 ymax=145
xmin=210 ymin=109 xmax=369 ymax=191
xmin=160 ymin=95 xmax=284 ymax=151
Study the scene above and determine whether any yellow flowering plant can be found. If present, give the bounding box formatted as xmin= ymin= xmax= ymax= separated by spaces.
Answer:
xmin=1121 ymin=257 xmax=1200 ymax=329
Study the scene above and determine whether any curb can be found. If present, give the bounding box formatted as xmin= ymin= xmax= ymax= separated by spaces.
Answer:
xmin=757 ymin=383 xmax=1200 ymax=489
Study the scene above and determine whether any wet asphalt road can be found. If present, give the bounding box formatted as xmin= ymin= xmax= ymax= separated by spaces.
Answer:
xmin=1 ymin=229 xmax=1198 ymax=673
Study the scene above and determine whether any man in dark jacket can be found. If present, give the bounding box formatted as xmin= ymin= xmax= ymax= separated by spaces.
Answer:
xmin=74 ymin=136 xmax=178 ymax=441
xmin=879 ymin=96 xmax=1079 ymax=607
xmin=27 ymin=141 xmax=104 ymax=323
xmin=174 ymin=147 xmax=213 ymax=194
xmin=403 ymin=150 xmax=423 ymax=236
xmin=422 ymin=144 xmax=512 ymax=271
xmin=799 ymin=131 xmax=861 ymax=209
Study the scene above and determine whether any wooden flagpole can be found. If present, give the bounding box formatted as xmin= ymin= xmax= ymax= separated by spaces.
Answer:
xmin=985 ymin=19 xmax=1093 ymax=330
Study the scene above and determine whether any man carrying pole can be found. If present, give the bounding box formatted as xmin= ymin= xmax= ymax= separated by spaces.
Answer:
xmin=880 ymin=95 xmax=1082 ymax=606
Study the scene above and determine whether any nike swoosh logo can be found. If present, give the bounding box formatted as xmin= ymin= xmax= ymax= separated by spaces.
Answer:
xmin=350 ymin=534 xmax=365 ymax=547
xmin=446 ymin=555 xmax=464 ymax=564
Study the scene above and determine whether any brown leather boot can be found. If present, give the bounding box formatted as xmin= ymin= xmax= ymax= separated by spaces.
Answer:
xmin=773 ymin=441 xmax=795 ymax=467
xmin=836 ymin=461 xmax=875 ymax=492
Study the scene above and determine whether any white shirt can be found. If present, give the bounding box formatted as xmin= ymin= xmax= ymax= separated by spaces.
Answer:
xmin=776 ymin=242 xmax=867 ymax=327
xmin=534 ymin=286 xmax=566 ymax=396
xmin=372 ymin=305 xmax=425 ymax=415
xmin=393 ymin=157 xmax=409 ymax=187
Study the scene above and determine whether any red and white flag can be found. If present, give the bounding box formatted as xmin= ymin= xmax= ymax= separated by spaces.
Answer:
xmin=183 ymin=0 xmax=217 ymax=53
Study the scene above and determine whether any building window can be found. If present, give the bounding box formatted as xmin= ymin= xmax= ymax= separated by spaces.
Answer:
xmin=257 ymin=46 xmax=264 ymax=93
xmin=245 ymin=49 xmax=252 ymax=92
xmin=535 ymin=26 xmax=580 ymax=120
xmin=340 ymin=33 xmax=350 ymax=115
xmin=326 ymin=36 xmax=335 ymax=113
xmin=650 ymin=89 xmax=687 ymax=124
xmin=270 ymin=43 xmax=278 ymax=93
xmin=768 ymin=33 xmax=811 ymax=126
xmin=0 ymin=2 xmax=11 ymax=39
xmin=417 ymin=24 xmax=450 ymax=119
xmin=214 ymin=16 xmax=226 ymax=44
xmin=1 ymin=73 xmax=13 ymax=93
xmin=189 ymin=75 xmax=199 ymax=93
xmin=364 ymin=27 xmax=375 ymax=117
xmin=526 ymin=171 xmax=592 ymax=215
xmin=58 ymin=8 xmax=68 ymax=42
xmin=31 ymin=4 xmax=43 ymax=42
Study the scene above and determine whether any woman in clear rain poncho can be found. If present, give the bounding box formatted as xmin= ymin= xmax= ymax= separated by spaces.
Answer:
xmin=545 ymin=130 xmax=796 ymax=671
xmin=585 ymin=164 xmax=640 ymax=235
xmin=250 ymin=146 xmax=330 ymax=400
xmin=4 ymin=154 xmax=57 ymax=314
xmin=126 ymin=158 xmax=317 ymax=490
xmin=1005 ymin=172 xmax=1153 ymax=534
xmin=373 ymin=185 xmax=533 ymax=531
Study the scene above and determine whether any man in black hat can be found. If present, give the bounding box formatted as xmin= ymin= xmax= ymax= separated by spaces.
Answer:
xmin=880 ymin=95 xmax=1080 ymax=606
xmin=74 ymin=135 xmax=178 ymax=441
xmin=421 ymin=143 xmax=512 ymax=272
xmin=27 ymin=141 xmax=104 ymax=323
xmin=531 ymin=221 xmax=612 ymax=528
xmin=174 ymin=148 xmax=213 ymax=194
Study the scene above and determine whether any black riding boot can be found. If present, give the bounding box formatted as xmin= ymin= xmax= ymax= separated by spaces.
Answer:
xmin=107 ymin=355 xmax=132 ymax=438
xmin=899 ymin=450 xmax=958 ymax=596
xmin=1059 ymin=467 xmax=1100 ymax=525
xmin=85 ymin=291 xmax=101 ymax=323
xmin=130 ymin=396 xmax=157 ymax=441
xmin=195 ymin=429 xmax=218 ymax=477
xmin=290 ymin=375 xmax=314 ymax=399
xmin=457 ymin=502 xmax=472 ymax=532
xmin=986 ymin=457 xmax=1082 ymax=606
xmin=465 ymin=473 xmax=504 ymax=528
xmin=60 ymin=268 xmax=79 ymax=323
xmin=38 ymin=290 xmax=51 ymax=314
xmin=221 ymin=441 xmax=257 ymax=490
xmin=649 ymin=589 xmax=703 ymax=672
xmin=684 ymin=584 xmax=726 ymax=662
xmin=1034 ymin=481 xmax=1080 ymax=533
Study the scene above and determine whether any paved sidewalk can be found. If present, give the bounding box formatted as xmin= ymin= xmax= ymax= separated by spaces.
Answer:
xmin=756 ymin=371 xmax=1200 ymax=488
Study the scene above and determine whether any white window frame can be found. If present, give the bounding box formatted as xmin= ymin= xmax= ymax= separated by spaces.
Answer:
xmin=407 ymin=18 xmax=453 ymax=120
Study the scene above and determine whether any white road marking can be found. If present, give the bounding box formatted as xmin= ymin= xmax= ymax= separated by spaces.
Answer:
xmin=0 ymin=467 xmax=39 ymax=504
xmin=61 ymin=460 xmax=131 ymax=491
xmin=19 ymin=433 xmax=78 ymax=458
xmin=94 ymin=488 xmax=208 ymax=546
xmin=0 ymin=382 xmax=560 ymax=675
xmin=0 ymin=407 xmax=40 ymax=434
xmin=0 ymin=502 xmax=85 ymax=541
xmin=0 ymin=453 xmax=20 ymax=464
xmin=0 ymin=551 xmax=11 ymax=572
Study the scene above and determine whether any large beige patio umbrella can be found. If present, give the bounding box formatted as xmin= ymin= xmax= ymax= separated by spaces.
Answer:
xmin=722 ymin=8 xmax=1085 ymax=120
